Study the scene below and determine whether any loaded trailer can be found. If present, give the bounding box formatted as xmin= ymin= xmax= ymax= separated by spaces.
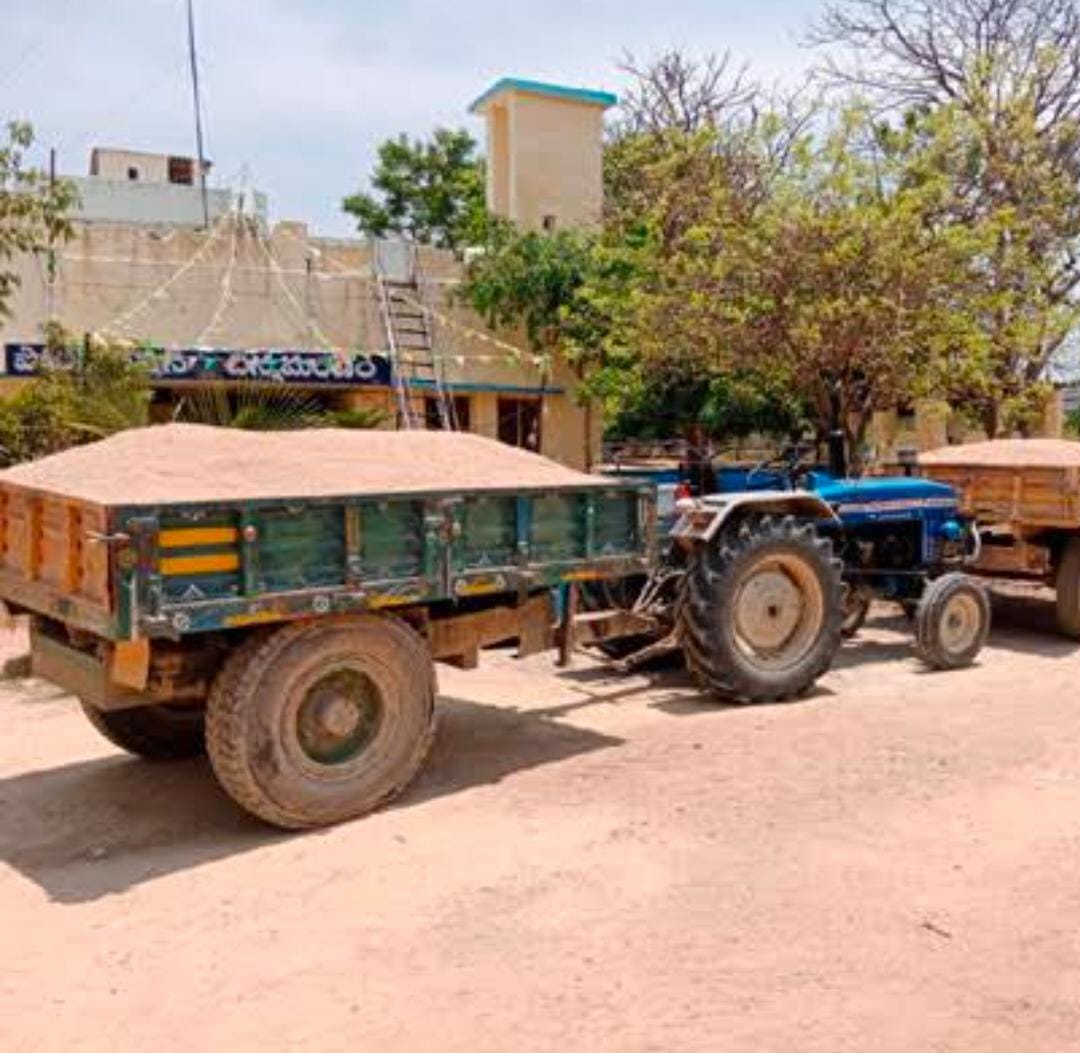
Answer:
xmin=0 ymin=425 xmax=853 ymax=829
xmin=920 ymin=439 xmax=1080 ymax=637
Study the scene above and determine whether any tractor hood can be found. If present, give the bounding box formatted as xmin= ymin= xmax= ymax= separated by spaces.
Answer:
xmin=808 ymin=473 xmax=959 ymax=514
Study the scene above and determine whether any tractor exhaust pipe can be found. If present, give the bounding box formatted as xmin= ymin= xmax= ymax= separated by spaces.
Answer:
xmin=828 ymin=429 xmax=847 ymax=479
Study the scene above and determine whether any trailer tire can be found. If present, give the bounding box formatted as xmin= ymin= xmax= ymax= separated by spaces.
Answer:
xmin=679 ymin=515 xmax=843 ymax=704
xmin=914 ymin=573 xmax=990 ymax=670
xmin=79 ymin=700 xmax=205 ymax=760
xmin=206 ymin=615 xmax=436 ymax=830
xmin=1055 ymin=537 xmax=1080 ymax=638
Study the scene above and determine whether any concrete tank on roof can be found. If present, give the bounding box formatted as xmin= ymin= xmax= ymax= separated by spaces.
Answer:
xmin=469 ymin=78 xmax=616 ymax=232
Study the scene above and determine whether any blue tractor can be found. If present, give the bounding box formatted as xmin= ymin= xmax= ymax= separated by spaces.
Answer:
xmin=590 ymin=434 xmax=990 ymax=705
xmin=725 ymin=434 xmax=989 ymax=643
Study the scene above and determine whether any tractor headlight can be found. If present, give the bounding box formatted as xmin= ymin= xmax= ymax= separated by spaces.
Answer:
xmin=939 ymin=518 xmax=964 ymax=543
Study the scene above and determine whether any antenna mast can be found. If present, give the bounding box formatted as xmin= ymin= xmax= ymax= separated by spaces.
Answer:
xmin=186 ymin=0 xmax=210 ymax=229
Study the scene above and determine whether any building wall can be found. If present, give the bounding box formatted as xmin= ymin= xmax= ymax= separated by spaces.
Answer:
xmin=67 ymin=177 xmax=266 ymax=229
xmin=90 ymin=148 xmax=212 ymax=184
xmin=505 ymin=92 xmax=605 ymax=230
xmin=0 ymin=220 xmax=600 ymax=469
xmin=91 ymin=149 xmax=171 ymax=183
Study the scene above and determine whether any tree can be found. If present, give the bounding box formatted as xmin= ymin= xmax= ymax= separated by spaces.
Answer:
xmin=459 ymin=220 xmax=599 ymax=352
xmin=459 ymin=57 xmax=821 ymax=446
xmin=618 ymin=106 xmax=990 ymax=467
xmin=0 ymin=330 xmax=151 ymax=467
xmin=616 ymin=50 xmax=758 ymax=135
xmin=813 ymin=0 xmax=1080 ymax=433
xmin=0 ymin=122 xmax=75 ymax=319
xmin=343 ymin=127 xmax=485 ymax=250
xmin=813 ymin=0 xmax=1080 ymax=121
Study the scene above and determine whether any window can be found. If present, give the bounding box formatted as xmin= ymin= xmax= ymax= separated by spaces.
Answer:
xmin=168 ymin=156 xmax=195 ymax=186
xmin=424 ymin=395 xmax=471 ymax=431
xmin=127 ymin=167 xmax=139 ymax=181
xmin=497 ymin=397 xmax=541 ymax=451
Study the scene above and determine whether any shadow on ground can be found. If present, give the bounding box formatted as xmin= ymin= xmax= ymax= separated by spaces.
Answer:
xmin=988 ymin=591 xmax=1080 ymax=657
xmin=548 ymin=661 xmax=704 ymax=715
xmin=0 ymin=696 xmax=621 ymax=905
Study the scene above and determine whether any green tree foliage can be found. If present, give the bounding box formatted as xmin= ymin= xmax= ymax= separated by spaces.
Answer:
xmin=623 ymin=108 xmax=1000 ymax=466
xmin=343 ymin=128 xmax=485 ymax=250
xmin=0 ymin=122 xmax=75 ymax=319
xmin=464 ymin=33 xmax=1080 ymax=454
xmin=814 ymin=0 xmax=1080 ymax=434
xmin=606 ymin=364 xmax=810 ymax=442
xmin=0 ymin=331 xmax=151 ymax=467
xmin=174 ymin=385 xmax=389 ymax=431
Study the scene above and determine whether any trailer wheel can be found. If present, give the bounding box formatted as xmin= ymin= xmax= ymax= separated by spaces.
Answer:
xmin=1055 ymin=537 xmax=1080 ymax=638
xmin=679 ymin=515 xmax=843 ymax=704
xmin=914 ymin=573 xmax=990 ymax=670
xmin=205 ymin=615 xmax=436 ymax=830
xmin=79 ymin=700 xmax=205 ymax=760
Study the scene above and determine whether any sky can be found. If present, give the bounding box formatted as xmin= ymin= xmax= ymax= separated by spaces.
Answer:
xmin=1 ymin=0 xmax=823 ymax=236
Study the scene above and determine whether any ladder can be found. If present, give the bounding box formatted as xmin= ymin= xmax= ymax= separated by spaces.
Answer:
xmin=373 ymin=241 xmax=458 ymax=431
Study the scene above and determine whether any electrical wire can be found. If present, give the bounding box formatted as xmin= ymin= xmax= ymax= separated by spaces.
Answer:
xmin=251 ymin=230 xmax=336 ymax=349
xmin=193 ymin=211 xmax=239 ymax=345
xmin=95 ymin=208 xmax=230 ymax=339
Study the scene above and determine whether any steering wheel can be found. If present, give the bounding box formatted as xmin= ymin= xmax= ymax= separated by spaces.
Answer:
xmin=746 ymin=444 xmax=814 ymax=490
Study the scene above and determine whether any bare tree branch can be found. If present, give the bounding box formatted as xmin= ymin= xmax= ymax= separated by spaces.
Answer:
xmin=616 ymin=49 xmax=760 ymax=134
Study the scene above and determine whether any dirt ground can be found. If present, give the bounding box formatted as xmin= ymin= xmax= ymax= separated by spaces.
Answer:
xmin=2 ymin=593 xmax=1080 ymax=1053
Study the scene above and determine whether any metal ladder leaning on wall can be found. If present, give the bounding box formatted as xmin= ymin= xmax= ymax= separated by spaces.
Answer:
xmin=373 ymin=239 xmax=459 ymax=430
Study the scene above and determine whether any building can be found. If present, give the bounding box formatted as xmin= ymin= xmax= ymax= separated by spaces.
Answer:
xmin=470 ymin=78 xmax=615 ymax=231
xmin=69 ymin=147 xmax=267 ymax=228
xmin=0 ymin=77 xmax=615 ymax=468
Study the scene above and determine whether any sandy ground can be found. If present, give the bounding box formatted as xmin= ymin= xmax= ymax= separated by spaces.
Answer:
xmin=2 ymin=594 xmax=1080 ymax=1052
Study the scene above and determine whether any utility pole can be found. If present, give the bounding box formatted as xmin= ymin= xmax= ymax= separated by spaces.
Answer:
xmin=186 ymin=0 xmax=211 ymax=229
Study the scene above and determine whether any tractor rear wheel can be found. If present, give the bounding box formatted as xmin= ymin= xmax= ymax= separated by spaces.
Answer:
xmin=914 ymin=573 xmax=990 ymax=670
xmin=1054 ymin=537 xmax=1080 ymax=638
xmin=206 ymin=615 xmax=436 ymax=829
xmin=79 ymin=700 xmax=205 ymax=760
xmin=679 ymin=515 xmax=843 ymax=704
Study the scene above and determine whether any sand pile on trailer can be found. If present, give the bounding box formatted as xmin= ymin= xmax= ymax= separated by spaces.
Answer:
xmin=0 ymin=424 xmax=610 ymax=506
xmin=920 ymin=438 xmax=1080 ymax=468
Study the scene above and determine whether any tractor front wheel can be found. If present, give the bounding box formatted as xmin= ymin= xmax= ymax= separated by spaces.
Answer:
xmin=914 ymin=573 xmax=990 ymax=670
xmin=679 ymin=515 xmax=844 ymax=704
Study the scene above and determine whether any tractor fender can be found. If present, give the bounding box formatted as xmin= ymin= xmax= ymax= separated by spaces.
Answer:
xmin=670 ymin=490 xmax=839 ymax=547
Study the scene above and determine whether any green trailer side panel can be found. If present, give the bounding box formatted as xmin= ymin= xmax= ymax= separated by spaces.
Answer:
xmin=358 ymin=501 xmax=425 ymax=579
xmin=98 ymin=483 xmax=653 ymax=639
xmin=593 ymin=493 xmax=639 ymax=556
xmin=530 ymin=494 xmax=585 ymax=563
xmin=462 ymin=497 xmax=518 ymax=568
xmin=255 ymin=506 xmax=345 ymax=591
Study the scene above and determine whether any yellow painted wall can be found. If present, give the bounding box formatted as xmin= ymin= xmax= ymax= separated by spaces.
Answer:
xmin=477 ymin=88 xmax=606 ymax=230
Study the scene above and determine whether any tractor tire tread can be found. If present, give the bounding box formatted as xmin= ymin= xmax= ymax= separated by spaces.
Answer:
xmin=679 ymin=514 xmax=843 ymax=704
xmin=913 ymin=572 xmax=990 ymax=670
